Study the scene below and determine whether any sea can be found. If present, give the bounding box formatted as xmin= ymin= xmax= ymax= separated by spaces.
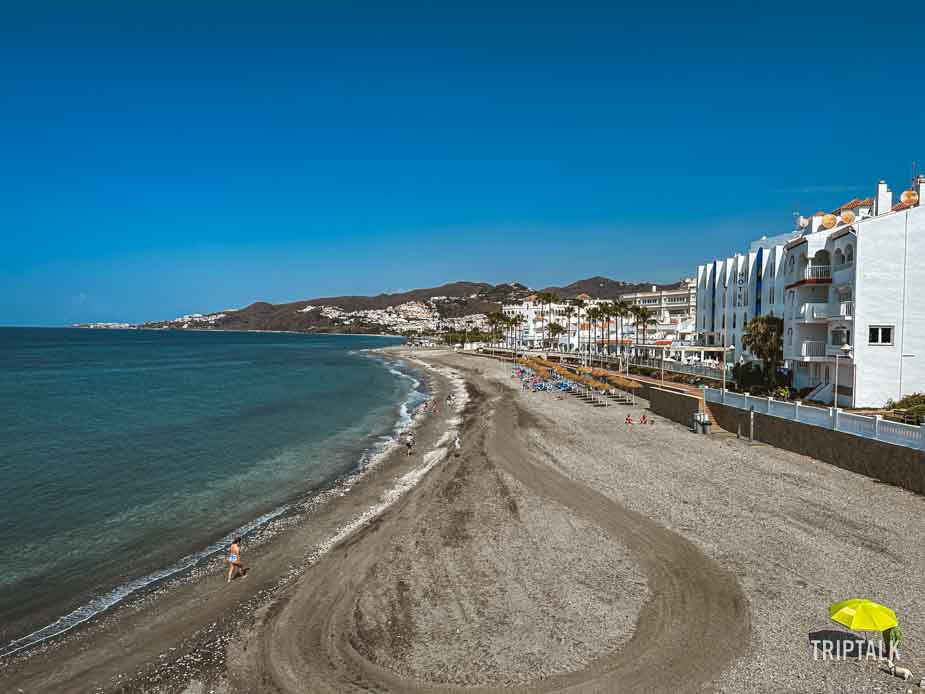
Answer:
xmin=0 ymin=328 xmax=425 ymax=656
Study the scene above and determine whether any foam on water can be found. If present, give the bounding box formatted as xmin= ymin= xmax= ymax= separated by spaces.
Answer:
xmin=0 ymin=351 xmax=431 ymax=659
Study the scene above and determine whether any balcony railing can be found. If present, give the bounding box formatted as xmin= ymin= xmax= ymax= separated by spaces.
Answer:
xmin=801 ymin=340 xmax=827 ymax=357
xmin=802 ymin=265 xmax=832 ymax=281
xmin=798 ymin=303 xmax=830 ymax=321
xmin=839 ymin=301 xmax=854 ymax=317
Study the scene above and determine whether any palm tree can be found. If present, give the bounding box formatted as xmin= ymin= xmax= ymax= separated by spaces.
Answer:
xmin=562 ymin=305 xmax=575 ymax=353
xmin=741 ymin=315 xmax=784 ymax=387
xmin=508 ymin=314 xmax=524 ymax=354
xmin=599 ymin=301 xmax=615 ymax=362
xmin=547 ymin=322 xmax=566 ymax=350
xmin=613 ymin=299 xmax=630 ymax=364
xmin=533 ymin=292 xmax=553 ymax=350
xmin=629 ymin=305 xmax=649 ymax=361
xmin=543 ymin=292 xmax=559 ymax=349
xmin=571 ymin=298 xmax=587 ymax=363
xmin=586 ymin=306 xmax=602 ymax=363
xmin=486 ymin=311 xmax=504 ymax=348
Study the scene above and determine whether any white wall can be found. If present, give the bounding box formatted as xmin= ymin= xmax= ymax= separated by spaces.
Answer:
xmin=854 ymin=206 xmax=925 ymax=406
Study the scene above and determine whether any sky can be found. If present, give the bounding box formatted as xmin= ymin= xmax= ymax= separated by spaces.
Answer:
xmin=2 ymin=1 xmax=923 ymax=325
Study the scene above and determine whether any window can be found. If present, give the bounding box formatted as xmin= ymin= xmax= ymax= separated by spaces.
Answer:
xmin=768 ymin=285 xmax=775 ymax=304
xmin=787 ymin=327 xmax=793 ymax=346
xmin=832 ymin=328 xmax=851 ymax=346
xmin=743 ymin=313 xmax=748 ymax=327
xmin=732 ymin=313 xmax=736 ymax=329
xmin=846 ymin=245 xmax=854 ymax=264
xmin=869 ymin=326 xmax=894 ymax=345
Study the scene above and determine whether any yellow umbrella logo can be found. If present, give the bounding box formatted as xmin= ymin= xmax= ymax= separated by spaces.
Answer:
xmin=829 ymin=599 xmax=897 ymax=632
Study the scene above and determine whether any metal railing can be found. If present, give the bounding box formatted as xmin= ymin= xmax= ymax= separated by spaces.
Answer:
xmin=484 ymin=347 xmax=734 ymax=382
xmin=802 ymin=265 xmax=832 ymax=280
xmin=704 ymin=387 xmax=925 ymax=451
xmin=801 ymin=340 xmax=827 ymax=357
xmin=798 ymin=303 xmax=830 ymax=320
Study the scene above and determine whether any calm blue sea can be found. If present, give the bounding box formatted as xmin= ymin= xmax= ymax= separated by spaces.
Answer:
xmin=0 ymin=328 xmax=419 ymax=654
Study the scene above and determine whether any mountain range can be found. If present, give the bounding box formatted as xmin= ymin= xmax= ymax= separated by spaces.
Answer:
xmin=110 ymin=277 xmax=687 ymax=334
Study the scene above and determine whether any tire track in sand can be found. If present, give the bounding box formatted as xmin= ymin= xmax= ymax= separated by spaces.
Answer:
xmin=231 ymin=362 xmax=749 ymax=693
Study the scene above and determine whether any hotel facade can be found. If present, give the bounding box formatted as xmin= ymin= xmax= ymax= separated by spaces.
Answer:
xmin=501 ymin=280 xmax=696 ymax=353
xmin=696 ymin=177 xmax=925 ymax=407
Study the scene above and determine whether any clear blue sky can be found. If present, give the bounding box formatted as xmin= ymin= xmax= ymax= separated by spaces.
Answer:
xmin=2 ymin=1 xmax=922 ymax=325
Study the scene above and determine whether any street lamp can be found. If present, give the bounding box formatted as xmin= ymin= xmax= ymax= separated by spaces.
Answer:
xmin=721 ymin=345 xmax=735 ymax=399
xmin=660 ymin=344 xmax=665 ymax=385
xmin=833 ymin=342 xmax=852 ymax=411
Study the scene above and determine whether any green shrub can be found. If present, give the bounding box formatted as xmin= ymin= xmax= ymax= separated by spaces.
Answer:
xmin=886 ymin=393 xmax=925 ymax=410
xmin=884 ymin=624 xmax=902 ymax=650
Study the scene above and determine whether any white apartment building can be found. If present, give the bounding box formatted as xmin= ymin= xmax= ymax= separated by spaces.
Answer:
xmin=503 ymin=294 xmax=623 ymax=351
xmin=696 ymin=231 xmax=794 ymax=359
xmin=697 ymin=177 xmax=925 ymax=407
xmin=502 ymin=284 xmax=694 ymax=353
xmin=619 ymin=279 xmax=697 ymax=323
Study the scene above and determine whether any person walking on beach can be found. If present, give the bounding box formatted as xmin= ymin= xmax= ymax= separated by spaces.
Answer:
xmin=405 ymin=433 xmax=415 ymax=456
xmin=227 ymin=536 xmax=246 ymax=583
xmin=453 ymin=433 xmax=461 ymax=456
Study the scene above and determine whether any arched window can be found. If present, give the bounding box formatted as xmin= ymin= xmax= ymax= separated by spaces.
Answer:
xmin=787 ymin=327 xmax=793 ymax=346
xmin=833 ymin=249 xmax=845 ymax=266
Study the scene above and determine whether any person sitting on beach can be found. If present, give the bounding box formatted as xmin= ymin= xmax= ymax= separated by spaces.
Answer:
xmin=227 ymin=536 xmax=246 ymax=584
xmin=640 ymin=414 xmax=648 ymax=425
xmin=625 ymin=414 xmax=634 ymax=425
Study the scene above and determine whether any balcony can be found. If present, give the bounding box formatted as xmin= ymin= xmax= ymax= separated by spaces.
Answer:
xmin=797 ymin=340 xmax=854 ymax=360
xmin=797 ymin=303 xmax=830 ymax=321
xmin=804 ymin=265 xmax=832 ymax=280
xmin=788 ymin=264 xmax=832 ymax=288
xmin=801 ymin=340 xmax=826 ymax=357
xmin=838 ymin=301 xmax=854 ymax=318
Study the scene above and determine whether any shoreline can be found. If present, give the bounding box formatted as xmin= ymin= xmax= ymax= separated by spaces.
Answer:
xmin=6 ymin=349 xmax=921 ymax=692
xmin=0 ymin=348 xmax=457 ymax=672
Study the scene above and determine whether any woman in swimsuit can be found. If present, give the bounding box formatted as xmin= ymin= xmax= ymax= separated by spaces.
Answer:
xmin=227 ymin=536 xmax=246 ymax=583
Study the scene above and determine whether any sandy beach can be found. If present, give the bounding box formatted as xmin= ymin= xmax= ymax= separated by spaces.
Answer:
xmin=3 ymin=348 xmax=925 ymax=693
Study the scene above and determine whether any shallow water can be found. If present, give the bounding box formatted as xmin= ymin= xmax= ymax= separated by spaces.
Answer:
xmin=0 ymin=328 xmax=418 ymax=650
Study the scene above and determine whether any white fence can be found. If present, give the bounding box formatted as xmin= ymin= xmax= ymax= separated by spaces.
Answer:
xmin=704 ymin=387 xmax=925 ymax=451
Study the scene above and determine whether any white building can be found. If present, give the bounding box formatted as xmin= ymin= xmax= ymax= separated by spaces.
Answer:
xmin=502 ymin=283 xmax=694 ymax=354
xmin=783 ymin=178 xmax=925 ymax=407
xmin=697 ymin=177 xmax=925 ymax=407
xmin=619 ymin=279 xmax=697 ymax=323
xmin=696 ymin=231 xmax=795 ymax=360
